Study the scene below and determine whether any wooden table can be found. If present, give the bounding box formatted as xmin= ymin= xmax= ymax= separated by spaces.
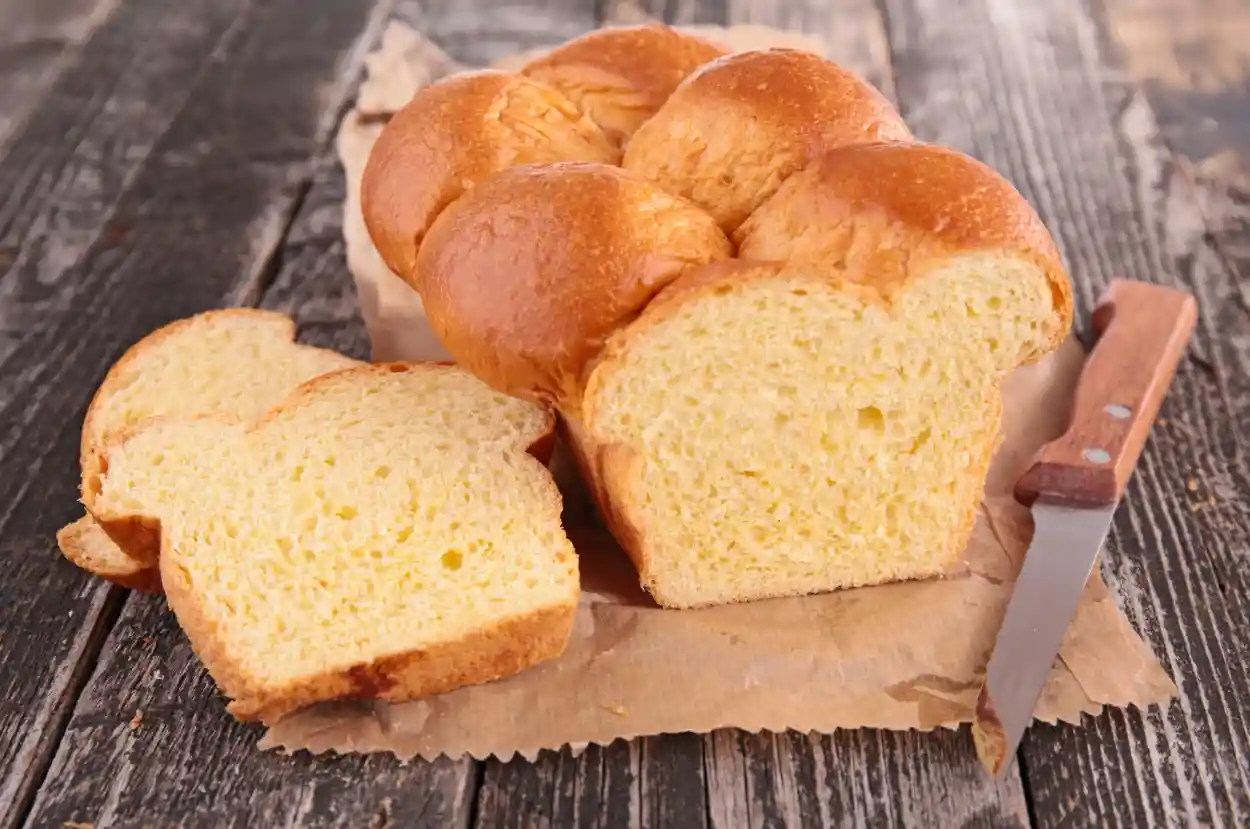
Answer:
xmin=1 ymin=0 xmax=1247 ymax=826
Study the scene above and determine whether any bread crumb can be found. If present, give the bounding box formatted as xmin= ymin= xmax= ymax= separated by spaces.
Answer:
xmin=1158 ymin=418 xmax=1169 ymax=427
xmin=1189 ymin=494 xmax=1218 ymax=512
xmin=1186 ymin=478 xmax=1199 ymax=491
xmin=601 ymin=702 xmax=629 ymax=717
xmin=129 ymin=710 xmax=144 ymax=731
xmin=63 ymin=822 xmax=94 ymax=829
xmin=140 ymin=636 xmax=154 ymax=645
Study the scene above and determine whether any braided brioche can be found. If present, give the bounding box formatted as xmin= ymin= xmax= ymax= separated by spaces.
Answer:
xmin=416 ymin=162 xmax=732 ymax=406
xmin=623 ymin=48 xmax=913 ymax=232
xmin=362 ymin=70 xmax=619 ymax=282
xmin=361 ymin=26 xmax=1074 ymax=608
xmin=519 ymin=23 xmax=728 ymax=146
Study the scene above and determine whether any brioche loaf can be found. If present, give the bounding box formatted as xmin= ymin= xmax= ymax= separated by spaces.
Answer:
xmin=415 ymin=162 xmax=732 ymax=407
xmin=622 ymin=48 xmax=912 ymax=233
xmin=359 ymin=27 xmax=1074 ymax=608
xmin=579 ymin=145 xmax=1071 ymax=606
xmin=519 ymin=24 xmax=728 ymax=146
xmin=362 ymin=70 xmax=619 ymax=283
xmin=58 ymin=310 xmax=358 ymax=590
xmin=90 ymin=363 xmax=578 ymax=721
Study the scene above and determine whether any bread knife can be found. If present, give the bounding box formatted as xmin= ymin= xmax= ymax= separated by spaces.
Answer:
xmin=972 ymin=278 xmax=1198 ymax=777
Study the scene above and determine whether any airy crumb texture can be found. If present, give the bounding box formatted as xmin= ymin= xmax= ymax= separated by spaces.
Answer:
xmin=93 ymin=364 xmax=579 ymax=722
xmin=583 ymin=264 xmax=1058 ymax=608
xmin=63 ymin=309 xmax=358 ymax=589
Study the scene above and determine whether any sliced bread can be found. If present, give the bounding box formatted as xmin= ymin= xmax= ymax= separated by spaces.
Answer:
xmin=58 ymin=309 xmax=359 ymax=590
xmin=89 ymin=363 xmax=579 ymax=722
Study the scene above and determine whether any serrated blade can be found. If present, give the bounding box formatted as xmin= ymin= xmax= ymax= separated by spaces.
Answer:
xmin=973 ymin=500 xmax=1116 ymax=776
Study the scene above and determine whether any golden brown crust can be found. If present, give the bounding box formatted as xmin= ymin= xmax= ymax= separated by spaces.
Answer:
xmin=622 ymin=48 xmax=912 ymax=232
xmin=56 ymin=517 xmax=163 ymax=592
xmin=163 ymin=521 xmax=577 ymax=723
xmin=94 ymin=362 xmax=574 ymax=722
xmin=360 ymin=70 xmax=619 ymax=283
xmin=520 ymin=24 xmax=728 ymax=146
xmin=737 ymin=142 xmax=1074 ymax=355
xmin=416 ymin=162 xmax=733 ymax=407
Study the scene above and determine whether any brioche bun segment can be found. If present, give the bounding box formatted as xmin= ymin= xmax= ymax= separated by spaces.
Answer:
xmin=414 ymin=162 xmax=733 ymax=407
xmin=520 ymin=23 xmax=729 ymax=146
xmin=737 ymin=141 xmax=1074 ymax=362
xmin=622 ymin=48 xmax=913 ymax=233
xmin=361 ymin=70 xmax=619 ymax=282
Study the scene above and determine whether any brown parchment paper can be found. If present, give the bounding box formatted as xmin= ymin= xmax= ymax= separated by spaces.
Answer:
xmin=262 ymin=17 xmax=1177 ymax=761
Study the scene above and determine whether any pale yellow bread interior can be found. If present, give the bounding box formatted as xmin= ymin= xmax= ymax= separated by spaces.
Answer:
xmin=59 ymin=309 xmax=359 ymax=591
xmin=581 ymin=261 xmax=1060 ymax=608
xmin=91 ymin=363 xmax=579 ymax=721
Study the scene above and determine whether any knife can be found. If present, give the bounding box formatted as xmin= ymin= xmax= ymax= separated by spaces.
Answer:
xmin=972 ymin=278 xmax=1198 ymax=777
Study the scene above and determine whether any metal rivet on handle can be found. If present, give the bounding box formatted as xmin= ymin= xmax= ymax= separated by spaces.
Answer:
xmin=1105 ymin=404 xmax=1132 ymax=420
xmin=1083 ymin=448 xmax=1112 ymax=464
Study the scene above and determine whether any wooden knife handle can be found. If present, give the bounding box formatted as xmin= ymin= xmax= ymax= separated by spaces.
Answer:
xmin=1015 ymin=279 xmax=1198 ymax=508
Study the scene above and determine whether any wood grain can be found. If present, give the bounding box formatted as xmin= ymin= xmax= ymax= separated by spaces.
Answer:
xmin=7 ymin=0 xmax=473 ymax=827
xmin=881 ymin=0 xmax=1250 ymax=824
xmin=703 ymin=729 xmax=1028 ymax=829
xmin=1100 ymin=0 xmax=1250 ymax=178
xmin=0 ymin=2 xmax=260 ymax=826
xmin=23 ymin=585 xmax=474 ymax=829
xmin=0 ymin=0 xmax=122 ymax=153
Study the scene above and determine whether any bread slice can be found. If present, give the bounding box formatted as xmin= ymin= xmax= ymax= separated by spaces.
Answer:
xmin=58 ymin=310 xmax=359 ymax=590
xmin=577 ymin=145 xmax=1072 ymax=608
xmin=89 ymin=363 xmax=579 ymax=722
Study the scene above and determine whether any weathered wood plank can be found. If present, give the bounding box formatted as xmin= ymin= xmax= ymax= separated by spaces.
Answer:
xmin=880 ymin=0 xmax=1250 ymax=824
xmin=704 ymin=729 xmax=1028 ymax=829
xmin=1099 ymin=0 xmax=1250 ymax=173
xmin=27 ymin=579 xmax=473 ymax=829
xmin=8 ymin=0 xmax=464 ymax=826
xmin=602 ymin=0 xmax=725 ymax=27
xmin=0 ymin=0 xmax=122 ymax=153
xmin=0 ymin=2 xmax=265 ymax=826
xmin=411 ymin=0 xmax=597 ymax=67
xmin=473 ymin=744 xmax=635 ymax=829
xmin=1098 ymin=0 xmax=1250 ymax=442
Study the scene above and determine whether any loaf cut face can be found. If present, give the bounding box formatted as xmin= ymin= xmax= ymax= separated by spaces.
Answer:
xmin=91 ymin=364 xmax=579 ymax=721
xmin=582 ymin=259 xmax=1062 ymax=608
xmin=59 ymin=310 xmax=359 ymax=590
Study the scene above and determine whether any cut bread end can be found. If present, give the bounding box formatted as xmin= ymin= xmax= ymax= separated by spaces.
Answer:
xmin=583 ymin=260 xmax=1061 ymax=608
xmin=92 ymin=363 xmax=579 ymax=721
xmin=56 ymin=516 xmax=163 ymax=592
xmin=63 ymin=309 xmax=360 ymax=589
